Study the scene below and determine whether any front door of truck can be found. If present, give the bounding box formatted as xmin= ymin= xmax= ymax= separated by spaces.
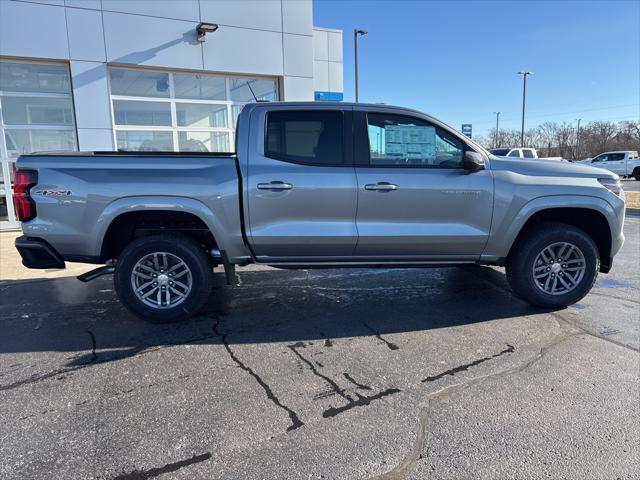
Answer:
xmin=247 ymin=109 xmax=358 ymax=260
xmin=353 ymin=110 xmax=494 ymax=258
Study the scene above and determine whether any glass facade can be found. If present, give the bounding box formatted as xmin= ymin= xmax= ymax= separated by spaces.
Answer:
xmin=0 ymin=60 xmax=77 ymax=227
xmin=110 ymin=68 xmax=278 ymax=152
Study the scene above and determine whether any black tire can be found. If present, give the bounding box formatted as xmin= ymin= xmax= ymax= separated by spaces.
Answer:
xmin=114 ymin=234 xmax=212 ymax=322
xmin=505 ymin=223 xmax=599 ymax=308
xmin=633 ymin=167 xmax=640 ymax=181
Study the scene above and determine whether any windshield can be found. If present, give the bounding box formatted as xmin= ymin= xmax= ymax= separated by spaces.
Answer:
xmin=490 ymin=148 xmax=510 ymax=156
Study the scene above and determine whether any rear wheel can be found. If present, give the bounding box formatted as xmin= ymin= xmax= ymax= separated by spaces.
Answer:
xmin=633 ymin=167 xmax=640 ymax=181
xmin=114 ymin=234 xmax=212 ymax=322
xmin=506 ymin=223 xmax=599 ymax=308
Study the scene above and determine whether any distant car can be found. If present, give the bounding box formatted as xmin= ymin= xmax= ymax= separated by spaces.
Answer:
xmin=578 ymin=151 xmax=640 ymax=180
xmin=490 ymin=147 xmax=565 ymax=161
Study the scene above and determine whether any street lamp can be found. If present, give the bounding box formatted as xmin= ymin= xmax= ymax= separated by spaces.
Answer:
xmin=493 ymin=111 xmax=501 ymax=148
xmin=354 ymin=29 xmax=367 ymax=102
xmin=575 ymin=118 xmax=581 ymax=160
xmin=517 ymin=71 xmax=533 ymax=146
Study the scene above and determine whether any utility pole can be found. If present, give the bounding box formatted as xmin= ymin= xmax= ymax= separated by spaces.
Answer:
xmin=575 ymin=118 xmax=581 ymax=160
xmin=493 ymin=111 xmax=501 ymax=148
xmin=354 ymin=29 xmax=367 ymax=102
xmin=518 ymin=71 xmax=533 ymax=146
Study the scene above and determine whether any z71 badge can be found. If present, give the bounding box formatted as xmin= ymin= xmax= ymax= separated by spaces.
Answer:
xmin=35 ymin=190 xmax=72 ymax=196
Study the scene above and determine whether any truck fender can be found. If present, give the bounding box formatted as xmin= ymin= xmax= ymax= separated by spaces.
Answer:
xmin=92 ymin=196 xmax=230 ymax=258
xmin=482 ymin=194 xmax=619 ymax=262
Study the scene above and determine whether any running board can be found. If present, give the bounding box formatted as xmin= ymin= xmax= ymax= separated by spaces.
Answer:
xmin=77 ymin=265 xmax=115 ymax=283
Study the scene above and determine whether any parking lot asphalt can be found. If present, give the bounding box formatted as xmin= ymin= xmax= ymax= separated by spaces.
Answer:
xmin=0 ymin=218 xmax=638 ymax=480
xmin=622 ymin=178 xmax=640 ymax=192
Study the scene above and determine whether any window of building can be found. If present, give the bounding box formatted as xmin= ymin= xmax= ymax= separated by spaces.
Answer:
xmin=366 ymin=113 xmax=464 ymax=167
xmin=0 ymin=60 xmax=77 ymax=226
xmin=265 ymin=111 xmax=343 ymax=165
xmin=109 ymin=68 xmax=278 ymax=152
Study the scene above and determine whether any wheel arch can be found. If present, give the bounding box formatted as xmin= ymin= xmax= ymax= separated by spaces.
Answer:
xmin=94 ymin=197 xmax=228 ymax=262
xmin=483 ymin=195 xmax=618 ymax=273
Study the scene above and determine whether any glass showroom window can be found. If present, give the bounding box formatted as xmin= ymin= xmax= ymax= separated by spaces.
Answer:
xmin=109 ymin=68 xmax=278 ymax=152
xmin=0 ymin=60 xmax=77 ymax=227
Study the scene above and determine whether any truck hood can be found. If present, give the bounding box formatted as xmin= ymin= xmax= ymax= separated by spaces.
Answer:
xmin=489 ymin=156 xmax=617 ymax=179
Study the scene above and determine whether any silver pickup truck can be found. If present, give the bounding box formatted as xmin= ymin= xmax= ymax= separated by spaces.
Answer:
xmin=14 ymin=102 xmax=626 ymax=321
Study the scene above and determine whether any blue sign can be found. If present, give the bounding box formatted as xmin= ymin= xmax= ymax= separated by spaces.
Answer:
xmin=461 ymin=124 xmax=472 ymax=137
xmin=314 ymin=91 xmax=344 ymax=102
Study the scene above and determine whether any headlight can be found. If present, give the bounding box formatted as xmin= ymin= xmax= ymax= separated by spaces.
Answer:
xmin=598 ymin=177 xmax=622 ymax=195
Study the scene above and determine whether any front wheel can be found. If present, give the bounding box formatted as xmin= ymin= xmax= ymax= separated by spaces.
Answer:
xmin=506 ymin=223 xmax=599 ymax=308
xmin=114 ymin=234 xmax=212 ymax=322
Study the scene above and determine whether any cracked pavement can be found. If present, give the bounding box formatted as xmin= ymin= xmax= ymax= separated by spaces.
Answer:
xmin=0 ymin=217 xmax=638 ymax=479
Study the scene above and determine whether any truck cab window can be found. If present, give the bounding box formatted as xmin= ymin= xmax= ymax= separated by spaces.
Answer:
xmin=366 ymin=113 xmax=464 ymax=167
xmin=507 ymin=149 xmax=521 ymax=157
xmin=522 ymin=149 xmax=535 ymax=158
xmin=265 ymin=111 xmax=343 ymax=165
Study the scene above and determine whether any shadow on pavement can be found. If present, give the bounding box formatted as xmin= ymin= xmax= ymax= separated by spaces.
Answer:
xmin=0 ymin=266 xmax=545 ymax=366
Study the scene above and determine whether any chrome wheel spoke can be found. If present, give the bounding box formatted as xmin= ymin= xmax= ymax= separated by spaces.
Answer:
xmin=532 ymin=241 xmax=585 ymax=296
xmin=131 ymin=252 xmax=192 ymax=309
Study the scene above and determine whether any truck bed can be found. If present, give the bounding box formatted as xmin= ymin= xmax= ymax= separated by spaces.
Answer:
xmin=16 ymin=152 xmax=248 ymax=263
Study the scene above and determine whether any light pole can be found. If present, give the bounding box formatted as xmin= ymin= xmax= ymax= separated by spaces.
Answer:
xmin=493 ymin=111 xmax=501 ymax=148
xmin=575 ymin=118 xmax=581 ymax=160
xmin=354 ymin=29 xmax=367 ymax=102
xmin=517 ymin=71 xmax=533 ymax=146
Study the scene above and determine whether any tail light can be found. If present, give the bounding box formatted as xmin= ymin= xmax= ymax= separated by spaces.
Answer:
xmin=13 ymin=170 xmax=38 ymax=221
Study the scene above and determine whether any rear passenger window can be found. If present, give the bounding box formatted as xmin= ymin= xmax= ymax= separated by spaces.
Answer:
xmin=265 ymin=111 xmax=343 ymax=165
xmin=608 ymin=153 xmax=625 ymax=161
xmin=522 ymin=149 xmax=535 ymax=158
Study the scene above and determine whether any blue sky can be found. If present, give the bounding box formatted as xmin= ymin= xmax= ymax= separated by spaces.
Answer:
xmin=313 ymin=0 xmax=640 ymax=138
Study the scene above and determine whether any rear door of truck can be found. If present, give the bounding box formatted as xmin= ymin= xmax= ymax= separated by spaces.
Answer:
xmin=245 ymin=106 xmax=358 ymax=260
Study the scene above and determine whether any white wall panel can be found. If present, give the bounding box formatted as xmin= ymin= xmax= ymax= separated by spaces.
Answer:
xmin=202 ymin=26 xmax=283 ymax=76
xmin=66 ymin=8 xmax=106 ymax=61
xmin=77 ymin=128 xmax=114 ymax=151
xmin=0 ymin=1 xmax=69 ymax=59
xmin=101 ymin=0 xmax=200 ymax=22
xmin=312 ymin=28 xmax=328 ymax=61
xmin=313 ymin=60 xmax=328 ymax=92
xmin=282 ymin=76 xmax=313 ymax=101
xmin=200 ymin=0 xmax=281 ymax=32
xmin=327 ymin=31 xmax=343 ymax=62
xmin=65 ymin=0 xmax=101 ymax=8
xmin=283 ymin=34 xmax=313 ymax=78
xmin=70 ymin=61 xmax=112 ymax=129
xmin=328 ymin=61 xmax=343 ymax=92
xmin=103 ymin=12 xmax=204 ymax=70
xmin=282 ymin=0 xmax=312 ymax=35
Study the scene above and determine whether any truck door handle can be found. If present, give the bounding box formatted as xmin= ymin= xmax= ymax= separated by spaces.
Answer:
xmin=364 ymin=182 xmax=399 ymax=191
xmin=257 ymin=181 xmax=293 ymax=191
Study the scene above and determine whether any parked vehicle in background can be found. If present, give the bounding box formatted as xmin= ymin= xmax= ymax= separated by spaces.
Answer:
xmin=490 ymin=147 xmax=565 ymax=161
xmin=14 ymin=102 xmax=626 ymax=321
xmin=579 ymin=151 xmax=640 ymax=180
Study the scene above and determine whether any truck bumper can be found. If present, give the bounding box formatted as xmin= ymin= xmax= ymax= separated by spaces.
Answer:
xmin=15 ymin=236 xmax=65 ymax=269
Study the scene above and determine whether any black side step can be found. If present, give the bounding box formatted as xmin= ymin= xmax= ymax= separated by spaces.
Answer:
xmin=77 ymin=265 xmax=115 ymax=283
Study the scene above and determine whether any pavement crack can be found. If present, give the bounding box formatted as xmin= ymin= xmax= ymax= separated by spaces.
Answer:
xmin=111 ymin=452 xmax=212 ymax=480
xmin=288 ymin=341 xmax=354 ymax=402
xmin=323 ymin=388 xmax=401 ymax=418
xmin=550 ymin=311 xmax=639 ymax=352
xmin=343 ymin=372 xmax=373 ymax=390
xmin=361 ymin=321 xmax=400 ymax=350
xmin=421 ymin=344 xmax=515 ymax=383
xmin=372 ymin=327 xmax=577 ymax=480
xmin=87 ymin=330 xmax=98 ymax=363
xmin=213 ymin=319 xmax=303 ymax=432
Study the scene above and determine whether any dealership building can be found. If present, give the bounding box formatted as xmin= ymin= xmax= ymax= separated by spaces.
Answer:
xmin=0 ymin=0 xmax=343 ymax=229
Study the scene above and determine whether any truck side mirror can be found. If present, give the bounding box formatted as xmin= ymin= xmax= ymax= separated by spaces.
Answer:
xmin=463 ymin=151 xmax=485 ymax=171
